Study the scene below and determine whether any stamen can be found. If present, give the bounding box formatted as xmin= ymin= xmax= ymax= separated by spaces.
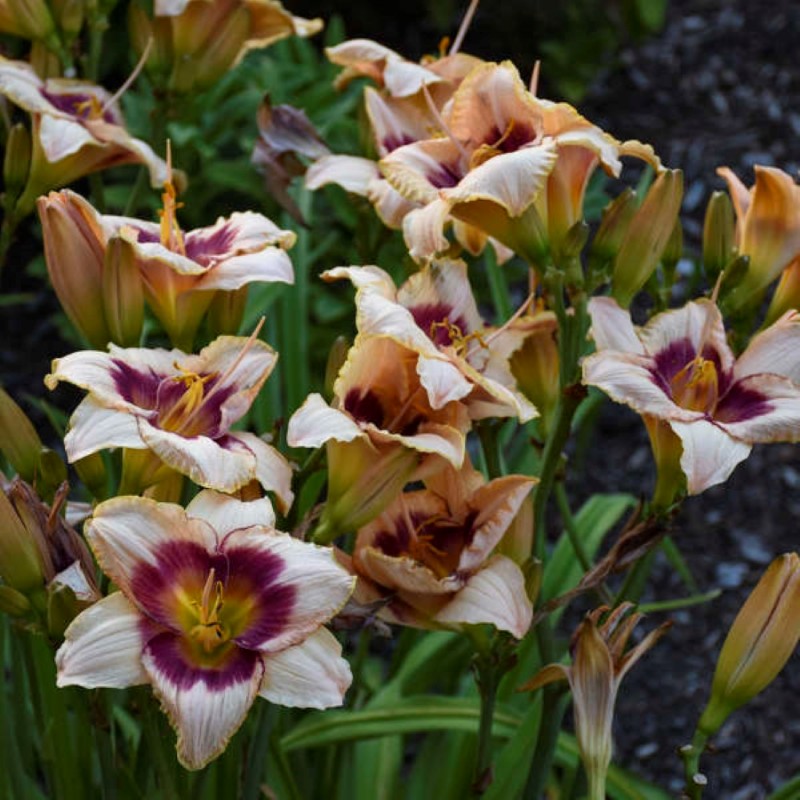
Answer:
xmin=468 ymin=291 xmax=535 ymax=357
xmin=190 ymin=568 xmax=227 ymax=653
xmin=421 ymin=84 xmax=471 ymax=163
xmin=450 ymin=0 xmax=480 ymax=56
xmin=529 ymin=60 xmax=541 ymax=95
xmin=101 ymin=37 xmax=154 ymax=116
xmin=158 ymin=141 xmax=186 ymax=255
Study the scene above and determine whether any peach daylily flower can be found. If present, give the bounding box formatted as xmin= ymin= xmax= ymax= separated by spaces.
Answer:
xmin=45 ymin=334 xmax=293 ymax=510
xmin=323 ymin=259 xmax=536 ymax=421
xmin=352 ymin=460 xmax=535 ymax=638
xmin=583 ymin=297 xmax=800 ymax=494
xmin=0 ymin=57 xmax=170 ymax=215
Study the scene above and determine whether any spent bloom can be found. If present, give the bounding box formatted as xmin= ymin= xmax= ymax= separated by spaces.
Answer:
xmin=520 ymin=604 xmax=668 ymax=800
xmin=583 ymin=296 xmax=800 ymax=495
xmin=351 ymin=460 xmax=535 ymax=638
xmin=45 ymin=333 xmax=293 ymax=509
xmin=0 ymin=56 xmax=169 ymax=215
xmin=56 ymin=492 xmax=354 ymax=769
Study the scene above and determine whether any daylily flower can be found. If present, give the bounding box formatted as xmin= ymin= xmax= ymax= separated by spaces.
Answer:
xmin=288 ymin=334 xmax=471 ymax=542
xmin=45 ymin=333 xmax=294 ymax=510
xmin=38 ymin=184 xmax=295 ymax=350
xmin=56 ymin=493 xmax=355 ymax=769
xmin=322 ymin=260 xmax=536 ymax=421
xmin=380 ymin=60 xmax=660 ymax=265
xmin=717 ymin=165 xmax=800 ymax=314
xmin=520 ymin=604 xmax=669 ymax=800
xmin=0 ymin=57 xmax=170 ymax=215
xmin=130 ymin=0 xmax=322 ymax=93
xmin=583 ymin=296 xmax=800 ymax=496
xmin=351 ymin=460 xmax=535 ymax=638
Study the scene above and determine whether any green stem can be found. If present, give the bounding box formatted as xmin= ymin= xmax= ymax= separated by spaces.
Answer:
xmin=484 ymin=246 xmax=513 ymax=320
xmin=680 ymin=729 xmax=709 ymax=800
xmin=477 ymin=420 xmax=505 ymax=479
xmin=123 ymin=167 xmax=149 ymax=216
xmin=522 ymin=676 xmax=569 ymax=800
xmin=473 ymin=653 xmax=500 ymax=794
xmin=638 ymin=588 xmax=720 ymax=614
xmin=241 ymin=704 xmax=276 ymax=800
xmin=0 ymin=211 xmax=20 ymax=274
xmin=588 ymin=767 xmax=607 ymax=800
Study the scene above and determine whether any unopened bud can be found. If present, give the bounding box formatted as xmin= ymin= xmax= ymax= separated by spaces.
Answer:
xmin=5 ymin=0 xmax=55 ymax=39
xmin=588 ymin=188 xmax=638 ymax=277
xmin=0 ymin=584 xmax=32 ymax=616
xmin=3 ymin=123 xmax=31 ymax=203
xmin=702 ymin=191 xmax=735 ymax=280
xmin=698 ymin=553 xmax=800 ymax=737
xmin=612 ymin=169 xmax=684 ymax=308
xmin=206 ymin=286 xmax=248 ymax=339
xmin=73 ymin=451 xmax=109 ymax=500
xmin=0 ymin=487 xmax=45 ymax=593
xmin=103 ymin=232 xmax=144 ymax=346
xmin=191 ymin=6 xmax=251 ymax=91
xmin=0 ymin=387 xmax=42 ymax=482
xmin=325 ymin=336 xmax=350 ymax=399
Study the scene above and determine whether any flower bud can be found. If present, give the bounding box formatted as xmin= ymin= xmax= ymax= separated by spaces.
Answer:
xmin=0 ymin=387 xmax=43 ymax=483
xmin=0 ymin=484 xmax=45 ymax=594
xmin=765 ymin=256 xmax=800 ymax=326
xmin=702 ymin=190 xmax=735 ymax=280
xmin=3 ymin=0 xmax=55 ymax=39
xmin=612 ymin=169 xmax=684 ymax=308
xmin=103 ymin=231 xmax=144 ymax=347
xmin=588 ymin=188 xmax=638 ymax=276
xmin=38 ymin=191 xmax=111 ymax=348
xmin=3 ymin=123 xmax=31 ymax=203
xmin=0 ymin=584 xmax=32 ymax=616
xmin=206 ymin=286 xmax=248 ymax=339
xmin=324 ymin=336 xmax=350 ymax=399
xmin=73 ymin=452 xmax=109 ymax=500
xmin=698 ymin=553 xmax=800 ymax=737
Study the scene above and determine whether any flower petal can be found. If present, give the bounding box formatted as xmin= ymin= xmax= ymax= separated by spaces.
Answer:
xmin=586 ymin=297 xmax=644 ymax=354
xmin=142 ymin=633 xmax=263 ymax=770
xmin=186 ymin=489 xmax=276 ymax=534
xmin=259 ymin=627 xmax=351 ymax=708
xmin=56 ymin=592 xmax=148 ymax=689
xmin=433 ymin=555 xmax=532 ymax=638
xmin=287 ymin=393 xmax=364 ymax=449
xmin=305 ymin=154 xmax=380 ymax=194
xmin=228 ymin=431 xmax=294 ymax=513
xmin=63 ymin=396 xmax=145 ymax=461
xmin=717 ymin=374 xmax=800 ymax=443
xmin=734 ymin=310 xmax=800 ymax=382
xmin=669 ymin=418 xmax=752 ymax=494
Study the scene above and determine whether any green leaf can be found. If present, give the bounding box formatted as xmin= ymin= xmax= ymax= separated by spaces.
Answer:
xmin=280 ymin=696 xmax=521 ymax=751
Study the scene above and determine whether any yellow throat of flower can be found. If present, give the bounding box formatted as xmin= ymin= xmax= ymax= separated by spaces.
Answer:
xmin=158 ymin=365 xmax=217 ymax=435
xmin=670 ymin=357 xmax=719 ymax=414
xmin=189 ymin=568 xmax=228 ymax=653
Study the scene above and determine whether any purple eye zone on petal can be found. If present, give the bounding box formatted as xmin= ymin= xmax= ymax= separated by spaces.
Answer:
xmin=651 ymin=338 xmax=696 ymax=390
xmin=409 ymin=303 xmax=468 ymax=347
xmin=154 ymin=374 xmax=235 ymax=438
xmin=382 ymin=133 xmax=416 ymax=154
xmin=112 ymin=360 xmax=165 ymax=409
xmin=716 ymin=381 xmax=773 ymax=423
xmin=184 ymin=223 xmax=238 ymax=267
xmin=40 ymin=88 xmax=117 ymax=124
xmin=427 ymin=162 xmax=462 ymax=189
xmin=344 ymin=388 xmax=384 ymax=427
xmin=486 ymin=121 xmax=536 ymax=152
xmin=144 ymin=631 xmax=262 ymax=690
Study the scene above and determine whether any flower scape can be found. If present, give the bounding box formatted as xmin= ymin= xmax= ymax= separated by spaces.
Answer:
xmin=1 ymin=1 xmax=800 ymax=798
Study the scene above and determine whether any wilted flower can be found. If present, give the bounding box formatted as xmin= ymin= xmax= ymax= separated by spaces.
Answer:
xmin=0 ymin=57 xmax=170 ymax=215
xmin=45 ymin=333 xmax=293 ymax=510
xmin=717 ymin=165 xmax=800 ymax=314
xmin=583 ymin=297 xmax=800 ymax=496
xmin=351 ymin=460 xmax=535 ymax=638
xmin=288 ymin=334 xmax=471 ymax=541
xmin=130 ymin=0 xmax=322 ymax=93
xmin=520 ymin=604 xmax=668 ymax=800
xmin=698 ymin=553 xmax=800 ymax=737
xmin=323 ymin=260 xmax=536 ymax=421
xmin=57 ymin=493 xmax=354 ymax=769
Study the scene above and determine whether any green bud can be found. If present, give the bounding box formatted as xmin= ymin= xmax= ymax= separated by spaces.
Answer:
xmin=0 ymin=387 xmax=42 ymax=482
xmin=103 ymin=232 xmax=144 ymax=347
xmin=588 ymin=188 xmax=638 ymax=275
xmin=325 ymin=336 xmax=350 ymax=399
xmin=3 ymin=124 xmax=32 ymax=204
xmin=0 ymin=584 xmax=32 ymax=617
xmin=702 ymin=191 xmax=735 ymax=280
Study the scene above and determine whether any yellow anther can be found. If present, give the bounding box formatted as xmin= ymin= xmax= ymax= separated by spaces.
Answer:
xmin=469 ymin=119 xmax=517 ymax=170
xmin=158 ymin=141 xmax=186 ymax=255
xmin=190 ymin=569 xmax=227 ymax=653
xmin=158 ymin=366 xmax=217 ymax=433
xmin=74 ymin=96 xmax=105 ymax=120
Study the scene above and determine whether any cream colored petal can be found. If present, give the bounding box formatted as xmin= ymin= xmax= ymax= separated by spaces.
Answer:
xmin=56 ymin=592 xmax=147 ymax=689
xmin=38 ymin=115 xmax=98 ymax=162
xmin=195 ymin=248 xmax=294 ymax=291
xmin=364 ymin=88 xmax=432 ymax=156
xmin=434 ymin=555 xmax=532 ymax=638
xmin=639 ymin=299 xmax=734 ymax=375
xmin=717 ymin=375 xmax=800 ymax=444
xmin=587 ymin=297 xmax=644 ymax=354
xmin=582 ymin=351 xmax=700 ymax=422
xmin=228 ymin=431 xmax=294 ymax=514
xmin=669 ymin=419 xmax=751 ymax=494
xmin=416 ymin=355 xmax=474 ymax=409
xmin=143 ymin=645 xmax=263 ymax=770
xmin=186 ymin=489 xmax=276 ymax=534
xmin=259 ymin=628 xmax=351 ymax=708
xmin=402 ymin=199 xmax=452 ymax=262
xmin=444 ymin=143 xmax=559 ymax=217
xmin=368 ymin=178 xmax=418 ymax=229
xmin=458 ymin=475 xmax=536 ymax=573
xmin=323 ymin=264 xmax=398 ymax=299
xmin=325 ymin=38 xmax=400 ymax=74
xmin=381 ymin=138 xmax=464 ymax=205
xmin=305 ymin=154 xmax=379 ymax=194
xmin=222 ymin=527 xmax=355 ymax=652
xmin=717 ymin=166 xmax=751 ymax=232
xmin=357 ymin=547 xmax=457 ymax=595
xmin=65 ymin=402 xmax=144 ymax=463
xmin=384 ymin=59 xmax=446 ymax=97
xmin=735 ymin=310 xmax=800 ymax=381
xmin=287 ymin=393 xmax=364 ymax=448
xmin=86 ymin=496 xmax=217 ymax=597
